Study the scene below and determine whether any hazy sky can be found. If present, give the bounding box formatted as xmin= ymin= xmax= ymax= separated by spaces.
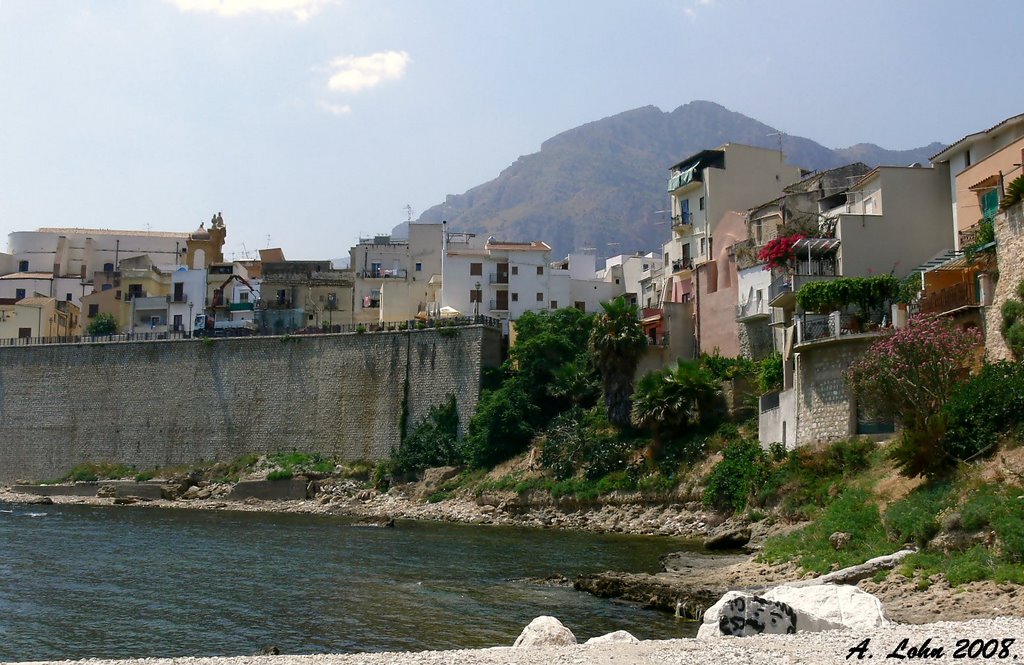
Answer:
xmin=2 ymin=0 xmax=1021 ymax=260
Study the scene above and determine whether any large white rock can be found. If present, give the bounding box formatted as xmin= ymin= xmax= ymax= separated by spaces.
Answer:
xmin=585 ymin=630 xmax=639 ymax=645
xmin=512 ymin=616 xmax=577 ymax=648
xmin=697 ymin=584 xmax=889 ymax=639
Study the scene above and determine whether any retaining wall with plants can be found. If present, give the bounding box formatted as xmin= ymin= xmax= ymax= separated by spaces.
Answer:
xmin=0 ymin=326 xmax=502 ymax=483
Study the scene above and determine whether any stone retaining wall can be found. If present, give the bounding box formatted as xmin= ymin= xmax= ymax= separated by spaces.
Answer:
xmin=0 ymin=326 xmax=501 ymax=483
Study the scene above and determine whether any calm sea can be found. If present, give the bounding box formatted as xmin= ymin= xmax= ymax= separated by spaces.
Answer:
xmin=0 ymin=503 xmax=700 ymax=661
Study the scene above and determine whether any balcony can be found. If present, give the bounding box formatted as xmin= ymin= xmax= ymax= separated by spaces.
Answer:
xmin=488 ymin=273 xmax=509 ymax=285
xmin=919 ymin=281 xmax=979 ymax=316
xmin=768 ymin=272 xmax=836 ymax=308
xmin=132 ymin=296 xmax=168 ymax=311
xmin=358 ymin=268 xmax=407 ymax=279
xmin=795 ymin=311 xmax=883 ymax=346
xmin=736 ymin=297 xmax=769 ymax=321
xmin=671 ymin=257 xmax=693 ymax=273
xmin=488 ymin=300 xmax=508 ymax=312
xmin=229 ymin=302 xmax=255 ymax=312
xmin=171 ymin=293 xmax=188 ymax=303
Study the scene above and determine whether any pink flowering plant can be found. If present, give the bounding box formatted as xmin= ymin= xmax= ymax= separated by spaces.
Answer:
xmin=757 ymin=233 xmax=805 ymax=271
xmin=845 ymin=315 xmax=982 ymax=477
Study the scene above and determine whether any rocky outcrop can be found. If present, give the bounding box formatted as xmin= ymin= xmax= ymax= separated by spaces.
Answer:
xmin=573 ymin=571 xmax=721 ymax=618
xmin=697 ymin=584 xmax=890 ymax=638
xmin=512 ymin=616 xmax=576 ymax=648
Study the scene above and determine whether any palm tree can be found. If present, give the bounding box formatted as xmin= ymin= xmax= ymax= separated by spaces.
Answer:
xmin=631 ymin=360 xmax=722 ymax=455
xmin=588 ymin=296 xmax=647 ymax=427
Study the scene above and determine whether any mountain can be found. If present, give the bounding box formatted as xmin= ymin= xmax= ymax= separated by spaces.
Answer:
xmin=416 ymin=100 xmax=944 ymax=260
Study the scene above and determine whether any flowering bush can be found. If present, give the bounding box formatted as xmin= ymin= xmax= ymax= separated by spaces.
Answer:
xmin=845 ymin=315 xmax=982 ymax=477
xmin=757 ymin=234 xmax=804 ymax=271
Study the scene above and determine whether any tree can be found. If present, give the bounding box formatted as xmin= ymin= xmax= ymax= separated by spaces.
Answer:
xmin=86 ymin=313 xmax=118 ymax=336
xmin=631 ymin=360 xmax=721 ymax=455
xmin=845 ymin=315 xmax=982 ymax=477
xmin=589 ymin=296 xmax=646 ymax=428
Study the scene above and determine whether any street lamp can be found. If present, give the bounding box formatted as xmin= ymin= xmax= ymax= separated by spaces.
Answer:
xmin=188 ymin=301 xmax=194 ymax=338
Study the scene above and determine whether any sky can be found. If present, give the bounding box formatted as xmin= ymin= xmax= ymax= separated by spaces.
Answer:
xmin=2 ymin=0 xmax=1022 ymax=261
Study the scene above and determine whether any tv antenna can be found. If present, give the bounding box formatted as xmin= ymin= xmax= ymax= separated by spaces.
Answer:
xmin=403 ymin=204 xmax=414 ymax=222
xmin=767 ymin=132 xmax=785 ymax=160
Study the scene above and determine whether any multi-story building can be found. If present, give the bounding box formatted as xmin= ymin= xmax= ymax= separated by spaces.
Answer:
xmin=258 ymin=260 xmax=354 ymax=333
xmin=0 ymin=297 xmax=81 ymax=340
xmin=350 ymin=224 xmax=443 ymax=324
xmin=930 ymin=113 xmax=1024 ymax=249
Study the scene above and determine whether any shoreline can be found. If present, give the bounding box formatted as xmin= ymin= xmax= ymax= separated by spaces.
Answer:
xmin=5 ymin=483 xmax=1024 ymax=627
xmin=4 ymin=618 xmax=1024 ymax=665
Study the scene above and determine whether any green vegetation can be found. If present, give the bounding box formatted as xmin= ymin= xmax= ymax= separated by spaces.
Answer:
xmin=391 ymin=394 xmax=461 ymax=475
xmin=58 ymin=462 xmax=135 ymax=483
xmin=589 ymin=296 xmax=647 ymax=428
xmin=795 ymin=275 xmax=900 ymax=317
xmin=85 ymin=313 xmax=118 ymax=336
xmin=998 ymin=280 xmax=1024 ymax=360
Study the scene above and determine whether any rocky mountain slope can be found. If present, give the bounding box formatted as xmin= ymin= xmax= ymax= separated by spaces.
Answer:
xmin=416 ymin=100 xmax=944 ymax=259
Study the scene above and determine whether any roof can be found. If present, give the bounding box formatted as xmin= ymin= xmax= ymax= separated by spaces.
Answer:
xmin=0 ymin=272 xmax=53 ymax=280
xmin=259 ymin=248 xmax=286 ymax=262
xmin=14 ymin=296 xmax=55 ymax=306
xmin=930 ymin=112 xmax=1024 ymax=162
xmin=32 ymin=227 xmax=190 ymax=239
xmin=484 ymin=240 xmax=551 ymax=252
xmin=792 ymin=237 xmax=840 ymax=256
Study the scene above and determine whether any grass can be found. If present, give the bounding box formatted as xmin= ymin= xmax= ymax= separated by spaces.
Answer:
xmin=55 ymin=462 xmax=136 ymax=483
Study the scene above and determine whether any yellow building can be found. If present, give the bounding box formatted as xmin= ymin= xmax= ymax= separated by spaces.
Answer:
xmin=0 ymin=297 xmax=81 ymax=341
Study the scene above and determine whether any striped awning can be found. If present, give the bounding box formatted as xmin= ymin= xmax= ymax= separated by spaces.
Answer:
xmin=792 ymin=237 xmax=840 ymax=256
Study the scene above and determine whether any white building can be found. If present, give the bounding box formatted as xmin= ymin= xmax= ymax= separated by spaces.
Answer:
xmin=3 ymin=227 xmax=191 ymax=307
xmin=350 ymin=223 xmax=443 ymax=323
xmin=598 ymin=252 xmax=662 ymax=307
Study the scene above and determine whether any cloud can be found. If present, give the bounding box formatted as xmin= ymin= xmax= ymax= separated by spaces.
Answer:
xmin=318 ymin=101 xmax=352 ymax=116
xmin=326 ymin=50 xmax=411 ymax=93
xmin=684 ymin=0 xmax=716 ymax=21
xmin=167 ymin=0 xmax=335 ymax=21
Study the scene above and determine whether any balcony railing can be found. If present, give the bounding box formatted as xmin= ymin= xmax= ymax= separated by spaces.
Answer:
xmin=488 ymin=273 xmax=509 ymax=284
xmin=737 ymin=297 xmax=769 ymax=320
xmin=358 ymin=268 xmax=407 ymax=279
xmin=759 ymin=391 xmax=780 ymax=412
xmin=488 ymin=300 xmax=509 ymax=311
xmin=958 ymin=222 xmax=981 ymax=249
xmin=919 ymin=281 xmax=979 ymax=315
xmin=672 ymin=257 xmax=693 ymax=273
xmin=795 ymin=311 xmax=882 ymax=344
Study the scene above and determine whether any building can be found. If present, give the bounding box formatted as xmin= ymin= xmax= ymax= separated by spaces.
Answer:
xmin=0 ymin=297 xmax=81 ymax=341
xmin=930 ymin=113 xmax=1024 ymax=249
xmin=350 ymin=224 xmax=443 ymax=324
xmin=258 ymin=260 xmax=354 ymax=333
xmin=758 ymin=164 xmax=955 ymax=449
xmin=597 ymin=252 xmax=662 ymax=308
xmin=3 ymin=227 xmax=191 ymax=307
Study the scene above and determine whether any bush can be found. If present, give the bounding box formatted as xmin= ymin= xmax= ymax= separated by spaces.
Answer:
xmin=463 ymin=382 xmax=539 ymax=468
xmin=846 ymin=315 xmax=981 ymax=478
xmin=392 ymin=394 xmax=461 ymax=474
xmin=942 ymin=361 xmax=1024 ymax=464
xmin=757 ymin=352 xmax=784 ymax=394
xmin=267 ymin=469 xmax=293 ymax=481
xmin=703 ymin=438 xmax=767 ymax=512
xmin=86 ymin=313 xmax=118 ymax=336
xmin=541 ymin=408 xmax=636 ymax=481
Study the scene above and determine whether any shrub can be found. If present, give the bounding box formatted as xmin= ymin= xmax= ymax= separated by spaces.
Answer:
xmin=267 ymin=469 xmax=293 ymax=481
xmin=703 ymin=438 xmax=767 ymax=512
xmin=942 ymin=361 xmax=1024 ymax=464
xmin=757 ymin=234 xmax=804 ymax=271
xmin=392 ymin=394 xmax=462 ymax=475
xmin=757 ymin=352 xmax=784 ymax=394
xmin=1000 ymin=281 xmax=1024 ymax=360
xmin=86 ymin=313 xmax=118 ymax=336
xmin=632 ymin=360 xmax=722 ymax=450
xmin=463 ymin=382 xmax=539 ymax=468
xmin=846 ymin=315 xmax=982 ymax=478
xmin=796 ymin=275 xmax=900 ymax=317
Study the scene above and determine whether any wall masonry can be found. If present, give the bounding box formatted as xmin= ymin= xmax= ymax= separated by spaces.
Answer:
xmin=985 ymin=203 xmax=1024 ymax=362
xmin=795 ymin=336 xmax=875 ymax=444
xmin=0 ymin=326 xmax=501 ymax=483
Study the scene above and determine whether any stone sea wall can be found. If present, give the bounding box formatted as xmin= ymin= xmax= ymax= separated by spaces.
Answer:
xmin=0 ymin=326 xmax=501 ymax=483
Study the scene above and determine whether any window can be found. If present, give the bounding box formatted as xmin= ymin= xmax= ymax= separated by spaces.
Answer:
xmin=66 ymin=293 xmax=72 ymax=301
xmin=239 ymin=292 xmax=249 ymax=303
xmin=575 ymin=301 xmax=585 ymax=311
xmin=370 ymin=262 xmax=382 ymax=278
xmin=615 ymin=278 xmax=620 ymax=284
xmin=699 ymin=196 xmax=705 ymax=211
xmin=319 ymin=294 xmax=324 ymax=302
xmin=550 ymin=300 xmax=557 ymax=309
xmin=864 ymin=196 xmax=875 ymax=215
xmin=127 ymin=284 xmax=143 ymax=300
xmin=15 ymin=288 xmax=25 ymax=300
xmin=536 ymin=266 xmax=544 ymax=275
xmin=536 ymin=292 xmax=543 ymax=302
xmin=511 ymin=266 xmax=518 ymax=275
xmin=511 ymin=292 xmax=519 ymax=302
xmin=18 ymin=260 xmax=28 ymax=272
xmin=101 ymin=284 xmax=112 ymax=291
xmin=415 ymin=262 xmax=422 ymax=272
xmin=149 ymin=316 xmax=161 ymax=328
xmin=173 ymin=314 xmax=182 ymax=331
xmin=88 ymin=304 xmax=99 ymax=317
xmin=470 ymin=263 xmax=482 ymax=276
xmin=18 ymin=328 xmax=31 ymax=339
xmin=642 ymin=263 xmax=649 ymax=272
xmin=469 ymin=289 xmax=482 ymax=303
xmin=103 ymin=262 xmax=114 ymax=272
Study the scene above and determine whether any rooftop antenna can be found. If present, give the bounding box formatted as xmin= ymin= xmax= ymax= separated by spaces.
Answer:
xmin=404 ymin=204 xmax=414 ymax=222
xmin=265 ymin=234 xmax=271 ymax=248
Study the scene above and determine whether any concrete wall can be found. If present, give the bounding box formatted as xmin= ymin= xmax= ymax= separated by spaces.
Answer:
xmin=0 ymin=326 xmax=501 ymax=483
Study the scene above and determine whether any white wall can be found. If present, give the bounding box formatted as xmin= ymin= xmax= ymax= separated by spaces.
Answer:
xmin=7 ymin=229 xmax=188 ymax=278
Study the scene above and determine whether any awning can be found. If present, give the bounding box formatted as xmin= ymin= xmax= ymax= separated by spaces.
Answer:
xmin=792 ymin=237 xmax=840 ymax=256
xmin=667 ymin=164 xmax=699 ymax=191
xmin=969 ymin=174 xmax=1000 ymax=192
